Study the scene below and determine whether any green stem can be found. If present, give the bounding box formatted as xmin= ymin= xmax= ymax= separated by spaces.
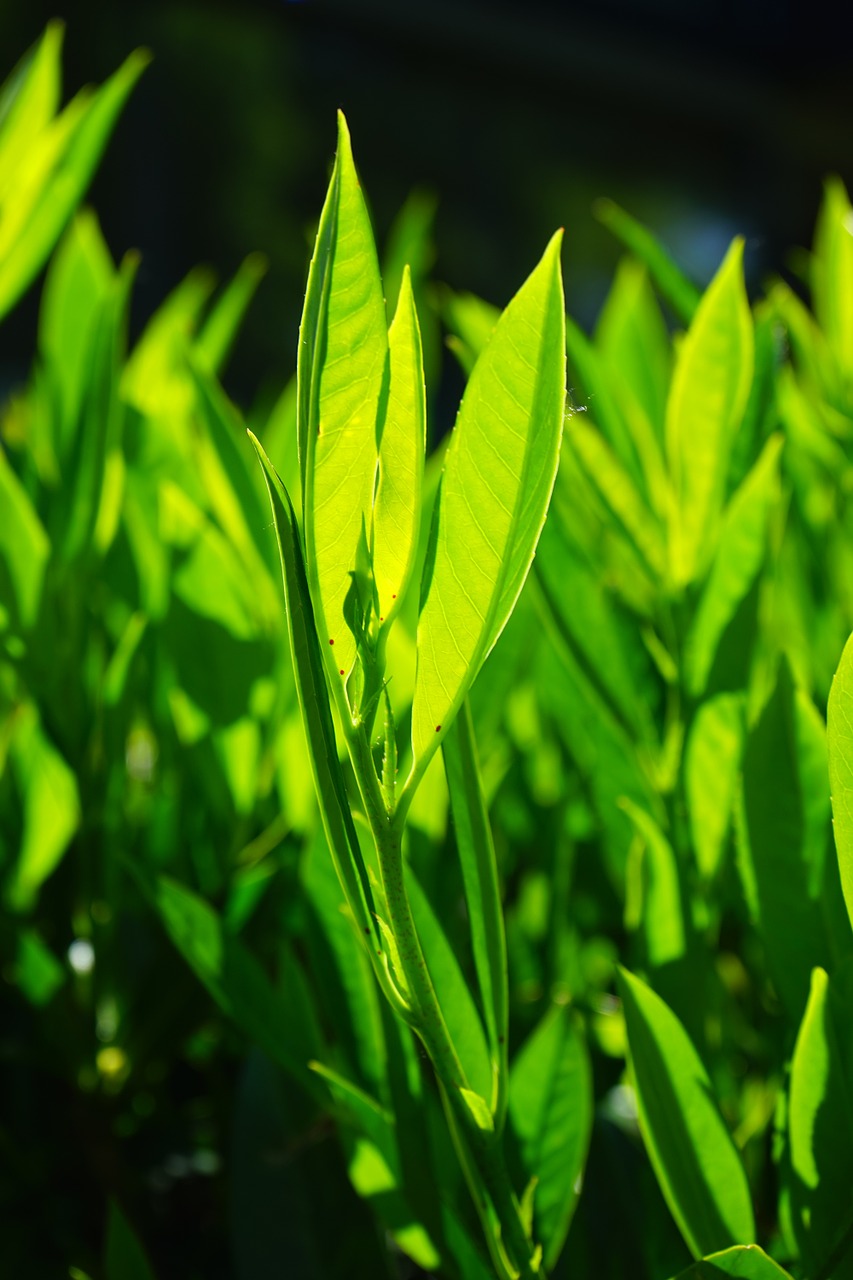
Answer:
xmin=346 ymin=724 xmax=543 ymax=1279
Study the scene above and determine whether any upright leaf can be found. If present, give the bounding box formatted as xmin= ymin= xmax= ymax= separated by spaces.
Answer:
xmin=668 ymin=1246 xmax=795 ymax=1280
xmin=666 ymin=239 xmax=754 ymax=588
xmin=409 ymin=232 xmax=565 ymax=786
xmin=593 ymin=198 xmax=701 ymax=324
xmin=813 ymin=177 xmax=853 ymax=378
xmin=373 ymin=266 xmax=426 ymax=628
xmin=618 ymin=967 xmax=755 ymax=1258
xmin=684 ymin=435 xmax=783 ymax=697
xmin=298 ymin=111 xmax=388 ymax=684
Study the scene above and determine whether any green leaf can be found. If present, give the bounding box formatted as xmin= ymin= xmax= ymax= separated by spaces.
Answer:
xmin=813 ymin=177 xmax=853 ymax=377
xmin=684 ymin=695 xmax=744 ymax=882
xmin=150 ymin=874 xmax=322 ymax=1096
xmin=0 ymin=47 xmax=149 ymax=322
xmin=618 ymin=967 xmax=755 ymax=1257
xmin=828 ymin=630 xmax=853 ymax=931
xmin=565 ymin=313 xmax=645 ymax=491
xmin=409 ymin=232 xmax=565 ymax=786
xmin=373 ymin=265 xmax=426 ymax=629
xmin=104 ymin=1202 xmax=156 ymax=1280
xmin=595 ymin=255 xmax=671 ymax=438
xmin=741 ymin=660 xmax=851 ymax=1016
xmin=593 ymin=198 xmax=701 ymax=324
xmin=15 ymin=928 xmax=65 ymax=1006
xmin=508 ymin=1005 xmax=592 ymax=1270
xmin=621 ymin=800 xmax=687 ymax=970
xmin=568 ymin=416 xmax=666 ymax=579
xmin=788 ymin=962 xmax=853 ymax=1280
xmin=666 ymin=238 xmax=754 ymax=588
xmin=0 ymin=445 xmax=50 ymax=629
xmin=196 ymin=251 xmax=268 ymax=375
xmin=298 ymin=111 xmax=388 ymax=685
xmin=443 ymin=699 xmax=508 ymax=1118
xmin=249 ymin=433 xmax=389 ymax=976
xmin=668 ymin=1245 xmax=795 ymax=1280
xmin=0 ymin=23 xmax=63 ymax=184
xmin=6 ymin=705 xmax=80 ymax=912
xmin=407 ymin=866 xmax=492 ymax=1104
xmin=683 ymin=435 xmax=783 ymax=697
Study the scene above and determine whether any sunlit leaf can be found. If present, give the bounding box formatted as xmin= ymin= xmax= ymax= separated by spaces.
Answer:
xmin=828 ymin=630 xmax=853 ymax=930
xmin=409 ymin=232 xmax=565 ymax=787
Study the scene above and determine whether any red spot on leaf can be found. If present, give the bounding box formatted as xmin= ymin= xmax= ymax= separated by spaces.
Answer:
xmin=380 ymin=616 xmax=384 ymax=622
xmin=329 ymin=638 xmax=334 ymax=645
xmin=392 ymin=594 xmax=397 ymax=599
xmin=435 ymin=725 xmax=441 ymax=732
xmin=340 ymin=669 xmax=345 ymax=676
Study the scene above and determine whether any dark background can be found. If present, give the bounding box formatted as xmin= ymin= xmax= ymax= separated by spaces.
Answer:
xmin=0 ymin=0 xmax=849 ymax=423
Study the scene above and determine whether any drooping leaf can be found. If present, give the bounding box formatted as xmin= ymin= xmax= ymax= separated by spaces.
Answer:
xmin=666 ymin=239 xmax=754 ymax=588
xmin=508 ymin=1005 xmax=592 ymax=1269
xmin=298 ymin=111 xmax=388 ymax=684
xmin=618 ymin=967 xmax=755 ymax=1258
xmin=409 ymin=232 xmax=565 ymax=787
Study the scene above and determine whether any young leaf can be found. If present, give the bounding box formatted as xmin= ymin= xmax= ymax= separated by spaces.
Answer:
xmin=409 ymin=232 xmax=566 ymax=788
xmin=684 ymin=695 xmax=744 ymax=882
xmin=828 ymin=630 xmax=853 ymax=930
xmin=595 ymin=255 xmax=671 ymax=438
xmin=618 ymin=967 xmax=755 ymax=1258
xmin=298 ymin=111 xmax=388 ymax=685
xmin=0 ymin=23 xmax=63 ymax=184
xmin=373 ymin=265 xmax=426 ymax=628
xmin=195 ymin=251 xmax=268 ymax=375
xmin=666 ymin=238 xmax=754 ymax=589
xmin=508 ymin=1005 xmax=592 ymax=1270
xmin=0 ymin=445 xmax=50 ymax=629
xmin=683 ymin=434 xmax=783 ymax=698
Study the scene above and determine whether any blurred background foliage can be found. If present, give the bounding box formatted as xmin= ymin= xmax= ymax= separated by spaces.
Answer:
xmin=1 ymin=0 xmax=849 ymax=418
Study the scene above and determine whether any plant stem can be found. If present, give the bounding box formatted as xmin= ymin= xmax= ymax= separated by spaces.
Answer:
xmin=346 ymin=724 xmax=544 ymax=1278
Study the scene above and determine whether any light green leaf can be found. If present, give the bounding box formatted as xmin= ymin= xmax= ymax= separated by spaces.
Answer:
xmin=508 ymin=1005 xmax=592 ymax=1270
xmin=196 ymin=251 xmax=267 ymax=375
xmin=409 ymin=232 xmax=565 ymax=787
xmin=565 ymin=313 xmax=645 ymax=490
xmin=668 ymin=1245 xmax=795 ymax=1280
xmin=684 ymin=695 xmax=744 ymax=882
xmin=568 ymin=416 xmax=666 ymax=579
xmin=828 ymin=630 xmax=853 ymax=931
xmin=593 ymin=198 xmax=701 ymax=324
xmin=595 ymin=255 xmax=671 ymax=437
xmin=0 ymin=445 xmax=50 ymax=629
xmin=741 ymin=660 xmax=851 ymax=1016
xmin=298 ymin=111 xmax=388 ymax=685
xmin=788 ymin=962 xmax=853 ymax=1280
xmin=7 ymin=705 xmax=80 ymax=912
xmin=621 ymin=799 xmax=686 ymax=969
xmin=443 ymin=699 xmax=508 ymax=1119
xmin=666 ymin=239 xmax=754 ymax=588
xmin=0 ymin=23 xmax=63 ymax=188
xmin=618 ymin=967 xmax=755 ymax=1257
xmin=684 ymin=435 xmax=783 ymax=697
xmin=0 ymin=47 xmax=149 ymax=322
xmin=373 ymin=265 xmax=426 ymax=627
xmin=249 ymin=434 xmax=389 ymax=979
xmin=813 ymin=177 xmax=853 ymax=377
